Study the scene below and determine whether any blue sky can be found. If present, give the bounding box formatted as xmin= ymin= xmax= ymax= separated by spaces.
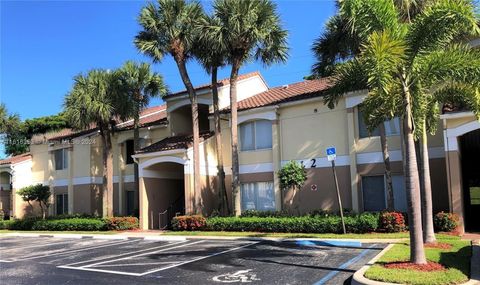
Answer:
xmin=1 ymin=0 xmax=336 ymax=121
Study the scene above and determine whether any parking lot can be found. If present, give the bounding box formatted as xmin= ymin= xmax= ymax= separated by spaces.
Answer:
xmin=0 ymin=235 xmax=385 ymax=284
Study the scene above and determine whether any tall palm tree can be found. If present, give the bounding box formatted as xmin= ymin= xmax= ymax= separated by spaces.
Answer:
xmin=116 ymin=61 xmax=167 ymax=211
xmin=195 ymin=15 xmax=230 ymax=215
xmin=412 ymin=44 xmax=480 ymax=243
xmin=312 ymin=15 xmax=396 ymax=211
xmin=325 ymin=0 xmax=479 ymax=264
xmin=135 ymin=0 xmax=205 ymax=214
xmin=64 ymin=69 xmax=119 ymax=217
xmin=212 ymin=0 xmax=288 ymax=216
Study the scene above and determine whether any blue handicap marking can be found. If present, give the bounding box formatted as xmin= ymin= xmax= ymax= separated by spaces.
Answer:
xmin=326 ymin=147 xmax=336 ymax=156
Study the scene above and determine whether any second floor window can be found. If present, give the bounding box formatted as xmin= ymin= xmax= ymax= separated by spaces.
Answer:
xmin=358 ymin=110 xmax=400 ymax=139
xmin=54 ymin=148 xmax=68 ymax=170
xmin=125 ymin=139 xmax=146 ymax=164
xmin=240 ymin=120 xmax=272 ymax=151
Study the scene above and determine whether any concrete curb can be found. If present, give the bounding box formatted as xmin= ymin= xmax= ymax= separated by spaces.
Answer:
xmin=351 ymin=240 xmax=480 ymax=285
xmin=0 ymin=232 xmax=187 ymax=241
xmin=0 ymin=232 xmax=408 ymax=244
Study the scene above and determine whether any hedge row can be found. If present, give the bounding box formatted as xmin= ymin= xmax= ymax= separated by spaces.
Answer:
xmin=0 ymin=216 xmax=139 ymax=231
xmin=172 ymin=213 xmax=380 ymax=233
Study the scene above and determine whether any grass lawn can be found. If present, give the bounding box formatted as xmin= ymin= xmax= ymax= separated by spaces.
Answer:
xmin=365 ymin=235 xmax=471 ymax=285
xmin=161 ymin=231 xmax=409 ymax=239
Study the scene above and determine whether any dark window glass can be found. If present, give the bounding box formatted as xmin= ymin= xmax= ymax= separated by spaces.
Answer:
xmin=362 ymin=176 xmax=386 ymax=211
xmin=126 ymin=140 xmax=134 ymax=165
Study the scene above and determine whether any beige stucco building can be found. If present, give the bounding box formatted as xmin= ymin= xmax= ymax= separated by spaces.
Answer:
xmin=1 ymin=70 xmax=478 ymax=233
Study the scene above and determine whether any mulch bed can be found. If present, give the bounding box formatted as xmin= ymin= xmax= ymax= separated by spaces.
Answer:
xmin=384 ymin=261 xmax=446 ymax=272
xmin=424 ymin=242 xmax=452 ymax=250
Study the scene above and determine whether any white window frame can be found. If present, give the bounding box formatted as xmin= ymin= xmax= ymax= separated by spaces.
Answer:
xmin=361 ymin=174 xmax=406 ymax=212
xmin=240 ymin=181 xmax=275 ymax=211
xmin=358 ymin=109 xmax=400 ymax=139
xmin=54 ymin=148 xmax=68 ymax=170
xmin=239 ymin=120 xmax=272 ymax=152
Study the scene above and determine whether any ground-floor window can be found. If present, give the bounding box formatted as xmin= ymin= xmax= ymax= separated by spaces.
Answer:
xmin=241 ymin=181 xmax=275 ymax=211
xmin=56 ymin=194 xmax=68 ymax=215
xmin=361 ymin=175 xmax=407 ymax=212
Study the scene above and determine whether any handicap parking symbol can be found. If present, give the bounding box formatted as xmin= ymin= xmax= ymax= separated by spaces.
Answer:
xmin=213 ymin=269 xmax=260 ymax=283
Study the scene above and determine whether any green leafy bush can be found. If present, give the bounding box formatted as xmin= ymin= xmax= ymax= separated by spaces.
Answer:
xmin=434 ymin=211 xmax=459 ymax=232
xmin=31 ymin=218 xmax=107 ymax=231
xmin=203 ymin=213 xmax=378 ymax=234
xmin=171 ymin=215 xmax=207 ymax=231
xmin=378 ymin=211 xmax=406 ymax=233
xmin=104 ymin=217 xmax=139 ymax=230
xmin=240 ymin=210 xmax=290 ymax=218
xmin=278 ymin=161 xmax=307 ymax=191
xmin=0 ymin=220 xmax=14 ymax=229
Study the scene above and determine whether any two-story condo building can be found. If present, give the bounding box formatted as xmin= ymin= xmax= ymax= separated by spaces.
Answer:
xmin=1 ymin=71 xmax=479 ymax=232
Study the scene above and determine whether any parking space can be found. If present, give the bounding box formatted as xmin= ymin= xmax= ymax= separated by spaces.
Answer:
xmin=0 ymin=236 xmax=386 ymax=284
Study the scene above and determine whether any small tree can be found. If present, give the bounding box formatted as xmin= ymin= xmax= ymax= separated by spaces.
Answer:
xmin=17 ymin=184 xmax=51 ymax=219
xmin=278 ymin=161 xmax=307 ymax=213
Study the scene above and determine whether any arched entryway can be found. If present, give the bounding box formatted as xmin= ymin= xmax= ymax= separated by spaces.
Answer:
xmin=139 ymin=156 xmax=187 ymax=230
xmin=460 ymin=128 xmax=480 ymax=232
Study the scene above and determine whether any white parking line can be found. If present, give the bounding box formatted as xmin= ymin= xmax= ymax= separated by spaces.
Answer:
xmin=62 ymin=240 xmax=187 ymax=266
xmin=138 ymin=242 xmax=259 ymax=276
xmin=83 ymin=240 xmax=205 ymax=268
xmin=95 ymin=261 xmax=179 ymax=268
xmin=13 ymin=239 xmax=137 ymax=261
xmin=0 ymin=239 xmax=75 ymax=251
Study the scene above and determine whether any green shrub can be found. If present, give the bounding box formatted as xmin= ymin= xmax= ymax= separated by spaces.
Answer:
xmin=203 ymin=213 xmax=378 ymax=234
xmin=278 ymin=161 xmax=307 ymax=191
xmin=0 ymin=210 xmax=4 ymax=221
xmin=104 ymin=217 xmax=139 ymax=230
xmin=434 ymin=211 xmax=459 ymax=232
xmin=0 ymin=219 xmax=14 ymax=229
xmin=378 ymin=211 xmax=406 ymax=233
xmin=47 ymin=213 xmax=98 ymax=220
xmin=240 ymin=210 xmax=290 ymax=218
xmin=31 ymin=218 xmax=107 ymax=231
xmin=171 ymin=215 xmax=207 ymax=231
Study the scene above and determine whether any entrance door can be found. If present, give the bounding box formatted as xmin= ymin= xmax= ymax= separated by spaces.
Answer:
xmin=126 ymin=191 xmax=135 ymax=217
xmin=460 ymin=129 xmax=480 ymax=232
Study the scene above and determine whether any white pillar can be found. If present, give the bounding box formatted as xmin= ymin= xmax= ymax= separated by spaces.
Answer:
xmin=118 ymin=142 xmax=124 ymax=215
xmin=68 ymin=147 xmax=74 ymax=214
xmin=272 ymin=119 xmax=282 ymax=211
xmin=139 ymin=176 xmax=149 ymax=230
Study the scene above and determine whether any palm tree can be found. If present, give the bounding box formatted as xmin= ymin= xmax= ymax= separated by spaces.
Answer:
xmin=135 ymin=0 xmax=205 ymax=214
xmin=195 ymin=15 xmax=230 ymax=215
xmin=212 ymin=0 xmax=288 ymax=216
xmin=412 ymin=44 xmax=480 ymax=243
xmin=312 ymin=15 xmax=396 ymax=211
xmin=64 ymin=69 xmax=119 ymax=217
xmin=116 ymin=61 xmax=167 ymax=210
xmin=325 ymin=0 xmax=479 ymax=264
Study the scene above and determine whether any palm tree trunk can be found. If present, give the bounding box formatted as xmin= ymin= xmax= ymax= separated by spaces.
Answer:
xmin=401 ymin=76 xmax=427 ymax=264
xmin=379 ymin=124 xmax=395 ymax=211
xmin=175 ymin=57 xmax=200 ymax=214
xmin=420 ymin=123 xmax=436 ymax=243
xmin=211 ymin=67 xmax=230 ymax=215
xmin=100 ymin=128 xmax=114 ymax=217
xmin=230 ymin=61 xmax=241 ymax=217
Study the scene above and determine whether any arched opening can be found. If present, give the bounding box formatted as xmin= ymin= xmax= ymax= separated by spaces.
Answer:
xmin=460 ymin=128 xmax=480 ymax=231
xmin=169 ymin=104 xmax=210 ymax=135
xmin=142 ymin=162 xmax=185 ymax=229
xmin=0 ymin=171 xmax=12 ymax=191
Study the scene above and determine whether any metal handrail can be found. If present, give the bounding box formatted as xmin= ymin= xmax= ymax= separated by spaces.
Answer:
xmin=158 ymin=210 xmax=168 ymax=230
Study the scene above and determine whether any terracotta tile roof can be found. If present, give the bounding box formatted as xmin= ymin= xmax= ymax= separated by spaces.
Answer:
xmin=137 ymin=131 xmax=214 ymax=154
xmin=0 ymin=153 xmax=31 ymax=166
xmin=115 ymin=104 xmax=168 ymax=130
xmin=34 ymin=104 xmax=168 ymax=142
xmin=222 ymin=78 xmax=332 ymax=113
xmin=165 ymin=71 xmax=265 ymax=98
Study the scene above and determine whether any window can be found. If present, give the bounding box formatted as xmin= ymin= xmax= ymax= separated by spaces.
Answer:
xmin=56 ymin=194 xmax=68 ymax=215
xmin=241 ymin=181 xmax=275 ymax=211
xmin=358 ymin=110 xmax=400 ymax=138
xmin=126 ymin=140 xmax=135 ymax=164
xmin=362 ymin=175 xmax=407 ymax=212
xmin=362 ymin=176 xmax=386 ymax=211
xmin=240 ymin=120 xmax=272 ymax=151
xmin=125 ymin=139 xmax=146 ymax=165
xmin=54 ymin=149 xmax=68 ymax=170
